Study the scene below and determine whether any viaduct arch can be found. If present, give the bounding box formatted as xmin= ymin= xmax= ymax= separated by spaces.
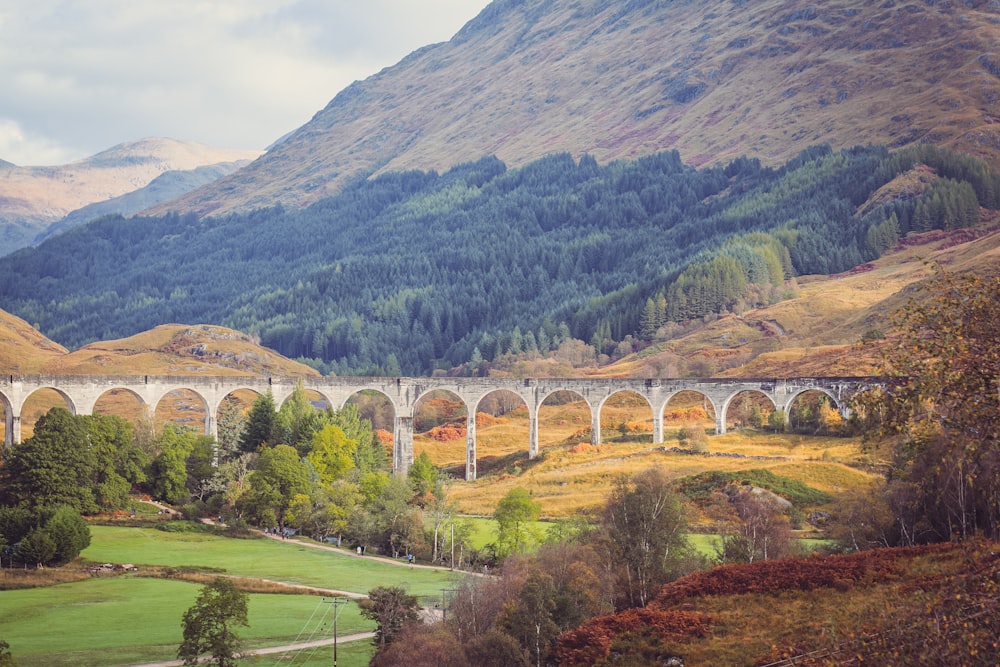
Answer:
xmin=0 ymin=375 xmax=878 ymax=481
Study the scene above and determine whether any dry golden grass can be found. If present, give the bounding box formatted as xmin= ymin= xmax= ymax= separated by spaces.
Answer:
xmin=0 ymin=309 xmax=67 ymax=374
xmin=45 ymin=324 xmax=320 ymax=377
xmin=0 ymin=567 xmax=91 ymax=590
xmin=414 ymin=388 xmax=877 ymax=518
xmin=444 ymin=412 xmax=875 ymax=519
xmin=606 ymin=221 xmax=1000 ymax=379
xmin=142 ymin=568 xmax=339 ymax=597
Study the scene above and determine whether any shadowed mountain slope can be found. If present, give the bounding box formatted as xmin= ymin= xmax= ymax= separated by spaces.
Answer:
xmin=147 ymin=0 xmax=1000 ymax=218
xmin=34 ymin=161 xmax=254 ymax=244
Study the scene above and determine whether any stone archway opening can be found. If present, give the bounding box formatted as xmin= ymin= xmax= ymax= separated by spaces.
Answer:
xmin=412 ymin=389 xmax=468 ymax=476
xmin=600 ymin=390 xmax=654 ymax=445
xmin=472 ymin=389 xmax=529 ymax=477
xmin=20 ymin=387 xmax=74 ymax=440
xmin=215 ymin=389 xmax=260 ymax=460
xmin=663 ymin=390 xmax=716 ymax=444
xmin=724 ymin=390 xmax=776 ymax=432
xmin=539 ymin=389 xmax=589 ymax=453
xmin=278 ymin=387 xmax=330 ymax=412
xmin=154 ymin=388 xmax=208 ymax=435
xmin=786 ymin=389 xmax=844 ymax=435
xmin=94 ymin=388 xmax=148 ymax=424
xmin=0 ymin=392 xmax=10 ymax=445
xmin=345 ymin=389 xmax=396 ymax=463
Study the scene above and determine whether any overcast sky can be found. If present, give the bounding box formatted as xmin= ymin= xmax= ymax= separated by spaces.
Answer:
xmin=0 ymin=0 xmax=489 ymax=166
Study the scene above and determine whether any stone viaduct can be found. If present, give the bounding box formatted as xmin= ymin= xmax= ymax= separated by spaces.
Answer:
xmin=0 ymin=374 xmax=877 ymax=480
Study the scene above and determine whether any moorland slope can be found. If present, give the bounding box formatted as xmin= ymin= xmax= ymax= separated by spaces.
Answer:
xmin=148 ymin=0 xmax=1000 ymax=218
xmin=1 ymin=318 xmax=318 ymax=378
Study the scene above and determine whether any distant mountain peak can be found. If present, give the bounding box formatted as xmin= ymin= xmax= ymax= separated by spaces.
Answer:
xmin=0 ymin=138 xmax=262 ymax=256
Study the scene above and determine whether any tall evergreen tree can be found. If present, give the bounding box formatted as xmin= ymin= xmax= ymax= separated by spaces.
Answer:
xmin=240 ymin=392 xmax=278 ymax=452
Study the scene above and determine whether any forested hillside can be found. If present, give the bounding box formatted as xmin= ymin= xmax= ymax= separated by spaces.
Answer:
xmin=1 ymin=144 xmax=996 ymax=375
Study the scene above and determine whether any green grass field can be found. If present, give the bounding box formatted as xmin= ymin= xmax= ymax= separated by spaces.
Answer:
xmin=82 ymin=525 xmax=463 ymax=599
xmin=0 ymin=576 xmax=373 ymax=666
xmin=0 ymin=524 xmax=466 ymax=666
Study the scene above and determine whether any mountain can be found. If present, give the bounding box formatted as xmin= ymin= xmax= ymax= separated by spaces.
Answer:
xmin=0 ymin=138 xmax=261 ymax=255
xmin=34 ymin=161 xmax=253 ymax=244
xmin=0 ymin=308 xmax=317 ymax=377
xmin=2 ymin=206 xmax=996 ymax=380
xmin=146 ymin=0 xmax=1000 ymax=218
xmin=2 ymin=2 xmax=999 ymax=378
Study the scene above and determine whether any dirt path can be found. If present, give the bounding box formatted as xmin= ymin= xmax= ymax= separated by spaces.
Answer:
xmin=123 ymin=632 xmax=375 ymax=667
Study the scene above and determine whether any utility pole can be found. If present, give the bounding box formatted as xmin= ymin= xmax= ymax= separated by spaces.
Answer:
xmin=323 ymin=596 xmax=348 ymax=667
xmin=439 ymin=588 xmax=458 ymax=622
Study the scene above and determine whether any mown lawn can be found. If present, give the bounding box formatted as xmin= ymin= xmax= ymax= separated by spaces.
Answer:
xmin=82 ymin=525 xmax=463 ymax=599
xmin=0 ymin=576 xmax=373 ymax=667
xmin=0 ymin=524 xmax=466 ymax=666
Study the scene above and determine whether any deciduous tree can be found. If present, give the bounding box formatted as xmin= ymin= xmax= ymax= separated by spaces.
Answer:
xmin=359 ymin=585 xmax=420 ymax=652
xmin=493 ymin=487 xmax=540 ymax=560
xmin=306 ymin=424 xmax=356 ymax=486
xmin=149 ymin=425 xmax=197 ymax=505
xmin=178 ymin=577 xmax=249 ymax=667
xmin=237 ymin=444 xmax=311 ymax=531
xmin=718 ymin=490 xmax=794 ymax=564
xmin=0 ymin=408 xmax=97 ymax=513
xmin=855 ymin=269 xmax=1000 ymax=541
xmin=598 ymin=467 xmax=690 ymax=609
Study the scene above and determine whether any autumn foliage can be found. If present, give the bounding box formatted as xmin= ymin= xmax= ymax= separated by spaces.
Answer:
xmin=756 ymin=540 xmax=1000 ymax=665
xmin=552 ymin=608 xmax=711 ymax=666
xmin=652 ymin=545 xmax=944 ymax=607
xmin=426 ymin=423 xmax=466 ymax=442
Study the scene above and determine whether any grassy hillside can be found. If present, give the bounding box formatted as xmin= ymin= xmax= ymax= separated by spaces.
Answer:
xmin=0 ymin=308 xmax=67 ymax=374
xmin=151 ymin=0 xmax=1000 ymax=218
xmin=10 ymin=143 xmax=998 ymax=376
xmin=0 ymin=319 xmax=318 ymax=378
xmin=601 ymin=214 xmax=1000 ymax=379
xmin=46 ymin=323 xmax=320 ymax=377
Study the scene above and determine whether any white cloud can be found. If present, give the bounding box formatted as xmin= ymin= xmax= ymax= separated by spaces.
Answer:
xmin=0 ymin=0 xmax=487 ymax=165
xmin=0 ymin=119 xmax=82 ymax=167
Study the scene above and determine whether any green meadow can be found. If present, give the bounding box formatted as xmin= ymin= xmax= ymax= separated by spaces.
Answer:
xmin=0 ymin=524 xmax=465 ymax=666
xmin=0 ymin=577 xmax=371 ymax=666
xmin=82 ymin=525 xmax=463 ymax=599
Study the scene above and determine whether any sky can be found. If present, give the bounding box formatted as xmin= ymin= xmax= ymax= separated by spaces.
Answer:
xmin=0 ymin=0 xmax=489 ymax=166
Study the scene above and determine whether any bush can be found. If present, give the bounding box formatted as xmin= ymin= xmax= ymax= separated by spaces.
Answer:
xmin=4 ymin=506 xmax=90 ymax=567
xmin=43 ymin=506 xmax=91 ymax=565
